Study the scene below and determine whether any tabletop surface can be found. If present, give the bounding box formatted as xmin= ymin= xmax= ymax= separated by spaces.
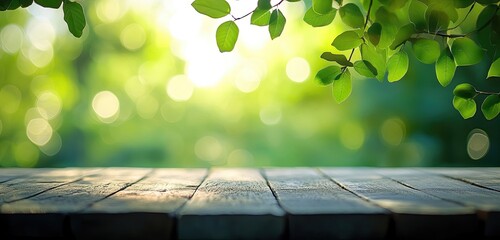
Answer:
xmin=0 ymin=167 xmax=499 ymax=239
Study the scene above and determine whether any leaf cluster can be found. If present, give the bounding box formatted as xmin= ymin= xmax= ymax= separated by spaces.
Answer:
xmin=1 ymin=0 xmax=86 ymax=37
xmin=192 ymin=0 xmax=500 ymax=119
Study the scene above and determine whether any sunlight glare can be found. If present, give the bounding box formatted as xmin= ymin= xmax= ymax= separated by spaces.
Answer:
xmin=467 ymin=129 xmax=489 ymax=160
xmin=96 ymin=0 xmax=125 ymax=23
xmin=36 ymin=91 xmax=62 ymax=120
xmin=120 ymin=23 xmax=146 ymax=50
xmin=286 ymin=57 xmax=310 ymax=83
xmin=92 ymin=91 xmax=120 ymax=122
xmin=195 ymin=136 xmax=223 ymax=162
xmin=260 ymin=105 xmax=282 ymax=125
xmin=167 ymin=75 xmax=194 ymax=102
xmin=26 ymin=118 xmax=53 ymax=146
xmin=39 ymin=132 xmax=62 ymax=156
xmin=0 ymin=24 xmax=23 ymax=54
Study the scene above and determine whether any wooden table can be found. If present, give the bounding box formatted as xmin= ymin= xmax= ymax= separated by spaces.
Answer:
xmin=0 ymin=168 xmax=499 ymax=239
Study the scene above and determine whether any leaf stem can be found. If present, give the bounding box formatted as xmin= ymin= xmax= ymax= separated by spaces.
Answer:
xmin=232 ymin=0 xmax=285 ymax=21
xmin=476 ymin=90 xmax=500 ymax=95
xmin=363 ymin=0 xmax=373 ymax=30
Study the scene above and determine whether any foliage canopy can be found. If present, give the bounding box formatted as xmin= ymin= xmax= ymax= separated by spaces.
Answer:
xmin=2 ymin=0 xmax=500 ymax=119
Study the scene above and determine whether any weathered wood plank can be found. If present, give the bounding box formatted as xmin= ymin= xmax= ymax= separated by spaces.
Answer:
xmin=70 ymin=169 xmax=207 ymax=240
xmin=0 ymin=168 xmax=100 ymax=203
xmin=263 ymin=168 xmax=389 ymax=239
xmin=378 ymin=168 xmax=500 ymax=237
xmin=1 ymin=168 xmax=150 ymax=238
xmin=424 ymin=168 xmax=500 ymax=192
xmin=0 ymin=168 xmax=37 ymax=183
xmin=320 ymin=168 xmax=478 ymax=239
xmin=178 ymin=168 xmax=285 ymax=240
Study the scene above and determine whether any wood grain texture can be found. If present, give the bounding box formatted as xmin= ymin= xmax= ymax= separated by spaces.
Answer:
xmin=425 ymin=168 xmax=500 ymax=192
xmin=320 ymin=168 xmax=478 ymax=239
xmin=1 ymin=168 xmax=149 ymax=238
xmin=0 ymin=168 xmax=37 ymax=183
xmin=178 ymin=168 xmax=285 ymax=240
xmin=264 ymin=168 xmax=388 ymax=239
xmin=378 ymin=168 xmax=500 ymax=237
xmin=70 ymin=169 xmax=207 ymax=240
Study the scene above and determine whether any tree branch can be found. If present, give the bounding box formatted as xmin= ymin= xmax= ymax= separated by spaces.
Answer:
xmin=232 ymin=0 xmax=285 ymax=21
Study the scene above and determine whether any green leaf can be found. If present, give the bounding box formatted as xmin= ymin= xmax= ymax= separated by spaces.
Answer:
xmin=191 ymin=0 xmax=230 ymax=19
xmin=387 ymin=51 xmax=409 ymax=82
xmin=412 ymin=39 xmax=440 ymax=64
xmin=476 ymin=0 xmax=499 ymax=5
xmin=269 ymin=9 xmax=286 ymax=39
xmin=408 ymin=0 xmax=427 ymax=30
xmin=390 ymin=24 xmax=415 ymax=50
xmin=21 ymin=0 xmax=32 ymax=8
xmin=360 ymin=43 xmax=386 ymax=81
xmin=482 ymin=95 xmax=500 ymax=120
xmin=435 ymin=48 xmax=456 ymax=87
xmin=375 ymin=7 xmax=399 ymax=49
xmin=216 ymin=21 xmax=239 ymax=52
xmin=312 ymin=0 xmax=333 ymax=15
xmin=367 ymin=23 xmax=382 ymax=46
xmin=303 ymin=7 xmax=336 ymax=27
xmin=333 ymin=69 xmax=352 ymax=103
xmin=251 ymin=9 xmax=271 ymax=26
xmin=379 ymin=0 xmax=408 ymax=10
xmin=339 ymin=3 xmax=365 ymax=28
xmin=321 ymin=52 xmax=353 ymax=66
xmin=63 ymin=1 xmax=86 ymax=38
xmin=487 ymin=58 xmax=500 ymax=78
xmin=427 ymin=10 xmax=449 ymax=33
xmin=354 ymin=60 xmax=378 ymax=78
xmin=453 ymin=96 xmax=476 ymax=119
xmin=1 ymin=0 xmax=21 ymax=10
xmin=332 ymin=31 xmax=363 ymax=51
xmin=454 ymin=0 xmax=474 ymax=8
xmin=453 ymin=83 xmax=476 ymax=99
xmin=451 ymin=38 xmax=485 ymax=66
xmin=477 ymin=5 xmax=498 ymax=32
xmin=316 ymin=66 xmax=342 ymax=85
xmin=257 ymin=0 xmax=272 ymax=10
xmin=34 ymin=0 xmax=62 ymax=8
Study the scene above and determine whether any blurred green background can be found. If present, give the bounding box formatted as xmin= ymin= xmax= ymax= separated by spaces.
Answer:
xmin=0 ymin=0 xmax=498 ymax=168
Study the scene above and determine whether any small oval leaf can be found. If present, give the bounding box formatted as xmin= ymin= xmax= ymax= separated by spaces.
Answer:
xmin=453 ymin=83 xmax=476 ymax=99
xmin=332 ymin=31 xmax=363 ymax=51
xmin=387 ymin=51 xmax=409 ymax=82
xmin=191 ymin=0 xmax=231 ymax=19
xmin=216 ymin=21 xmax=239 ymax=52
xmin=451 ymin=38 xmax=485 ymax=66
xmin=435 ymin=48 xmax=456 ymax=87
xmin=320 ymin=52 xmax=353 ymax=66
xmin=453 ymin=96 xmax=476 ymax=119
xmin=333 ymin=69 xmax=352 ymax=103
xmin=367 ymin=23 xmax=382 ymax=46
xmin=412 ymin=39 xmax=441 ymax=64
xmin=303 ymin=7 xmax=336 ymax=27
xmin=63 ymin=1 xmax=86 ymax=38
xmin=251 ymin=9 xmax=271 ymax=26
xmin=269 ymin=9 xmax=286 ymax=39
xmin=354 ymin=60 xmax=378 ymax=78
xmin=339 ymin=3 xmax=365 ymax=28
xmin=312 ymin=0 xmax=333 ymax=15
xmin=481 ymin=94 xmax=500 ymax=120
xmin=487 ymin=58 xmax=500 ymax=79
xmin=35 ymin=0 xmax=62 ymax=9
xmin=316 ymin=66 xmax=342 ymax=85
